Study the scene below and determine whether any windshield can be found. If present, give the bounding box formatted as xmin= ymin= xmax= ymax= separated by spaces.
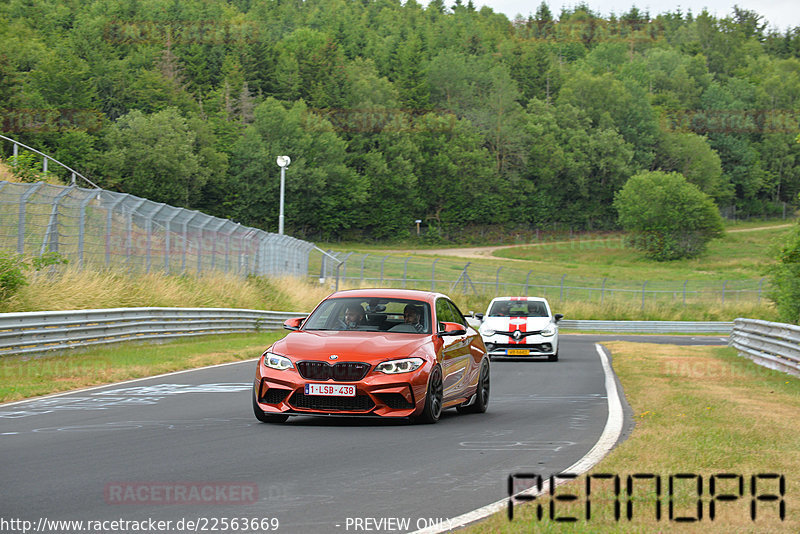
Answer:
xmin=488 ymin=300 xmax=549 ymax=318
xmin=303 ymin=297 xmax=432 ymax=334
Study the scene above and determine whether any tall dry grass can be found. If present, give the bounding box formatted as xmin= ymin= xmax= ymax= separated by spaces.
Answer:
xmin=2 ymin=266 xmax=331 ymax=313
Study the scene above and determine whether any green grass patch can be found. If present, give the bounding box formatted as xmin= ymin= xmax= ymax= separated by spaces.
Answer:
xmin=492 ymin=224 xmax=793 ymax=281
xmin=0 ymin=331 xmax=286 ymax=403
xmin=467 ymin=342 xmax=800 ymax=533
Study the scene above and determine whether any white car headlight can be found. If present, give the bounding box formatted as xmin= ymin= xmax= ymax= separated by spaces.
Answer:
xmin=263 ymin=351 xmax=294 ymax=370
xmin=541 ymin=325 xmax=556 ymax=337
xmin=376 ymin=357 xmax=424 ymax=374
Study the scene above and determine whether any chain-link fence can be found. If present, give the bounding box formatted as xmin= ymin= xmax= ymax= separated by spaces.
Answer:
xmin=316 ymin=252 xmax=768 ymax=307
xmin=0 ymin=180 xmax=315 ymax=277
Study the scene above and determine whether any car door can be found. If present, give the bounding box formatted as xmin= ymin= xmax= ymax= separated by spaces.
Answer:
xmin=436 ymin=298 xmax=473 ymax=402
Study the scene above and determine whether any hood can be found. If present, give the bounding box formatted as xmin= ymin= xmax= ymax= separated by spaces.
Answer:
xmin=271 ymin=331 xmax=432 ymax=362
xmin=481 ymin=316 xmax=553 ymax=333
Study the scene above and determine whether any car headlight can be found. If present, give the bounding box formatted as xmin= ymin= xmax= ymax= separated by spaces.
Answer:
xmin=480 ymin=327 xmax=496 ymax=336
xmin=375 ymin=357 xmax=424 ymax=374
xmin=262 ymin=351 xmax=294 ymax=370
xmin=541 ymin=325 xmax=556 ymax=337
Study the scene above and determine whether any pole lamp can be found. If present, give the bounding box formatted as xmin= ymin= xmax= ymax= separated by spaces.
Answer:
xmin=276 ymin=156 xmax=291 ymax=235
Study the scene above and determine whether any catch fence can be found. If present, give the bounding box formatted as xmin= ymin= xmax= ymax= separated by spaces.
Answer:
xmin=0 ymin=180 xmax=314 ymax=277
xmin=317 ymin=252 xmax=768 ymax=307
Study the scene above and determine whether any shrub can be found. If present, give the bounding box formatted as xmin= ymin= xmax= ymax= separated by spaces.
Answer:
xmin=767 ymin=221 xmax=800 ymax=324
xmin=614 ymin=171 xmax=724 ymax=261
xmin=0 ymin=251 xmax=28 ymax=300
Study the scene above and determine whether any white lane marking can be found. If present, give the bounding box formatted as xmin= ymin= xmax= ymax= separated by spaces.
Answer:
xmin=0 ymin=359 xmax=258 ymax=408
xmin=410 ymin=343 xmax=624 ymax=534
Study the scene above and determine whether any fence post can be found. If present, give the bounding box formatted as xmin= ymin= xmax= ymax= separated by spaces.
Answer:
xmin=403 ymin=257 xmax=411 ymax=288
xmin=641 ymin=281 xmax=647 ymax=311
xmin=683 ymin=280 xmax=688 ymax=306
xmin=77 ymin=193 xmax=95 ymax=268
xmin=462 ymin=263 xmax=471 ymax=294
xmin=380 ymin=255 xmax=388 ymax=285
xmin=722 ymin=280 xmax=727 ymax=304
xmin=758 ymin=277 xmax=764 ymax=304
xmin=525 ymin=270 xmax=532 ymax=296
xmin=600 ymin=277 xmax=607 ymax=305
xmin=560 ymin=274 xmax=566 ymax=301
xmin=361 ymin=254 xmax=369 ymax=283
xmin=340 ymin=252 xmax=354 ymax=284
xmin=431 ymin=258 xmax=439 ymax=292
xmin=17 ymin=183 xmax=43 ymax=254
xmin=495 ymin=266 xmax=503 ymax=296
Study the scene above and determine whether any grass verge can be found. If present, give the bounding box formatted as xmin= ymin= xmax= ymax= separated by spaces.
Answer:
xmin=0 ymin=331 xmax=286 ymax=403
xmin=467 ymin=342 xmax=800 ymax=533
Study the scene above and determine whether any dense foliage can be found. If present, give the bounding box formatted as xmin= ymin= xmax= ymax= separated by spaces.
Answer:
xmin=1 ymin=0 xmax=799 ymax=241
xmin=768 ymin=219 xmax=800 ymax=323
xmin=614 ymin=171 xmax=725 ymax=260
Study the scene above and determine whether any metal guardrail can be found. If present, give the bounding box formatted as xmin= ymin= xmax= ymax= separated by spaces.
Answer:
xmin=0 ymin=308 xmax=307 ymax=357
xmin=558 ymin=320 xmax=733 ymax=334
xmin=729 ymin=318 xmax=800 ymax=377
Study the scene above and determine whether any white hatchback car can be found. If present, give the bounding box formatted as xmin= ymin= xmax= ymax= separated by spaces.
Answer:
xmin=475 ymin=297 xmax=562 ymax=361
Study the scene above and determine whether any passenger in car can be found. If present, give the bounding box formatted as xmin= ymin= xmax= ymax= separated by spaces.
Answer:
xmin=403 ymin=304 xmax=425 ymax=333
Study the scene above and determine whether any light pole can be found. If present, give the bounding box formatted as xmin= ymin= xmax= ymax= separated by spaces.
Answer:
xmin=276 ymin=156 xmax=291 ymax=235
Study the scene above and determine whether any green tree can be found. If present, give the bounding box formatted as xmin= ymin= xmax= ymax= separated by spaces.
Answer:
xmin=767 ymin=221 xmax=800 ymax=324
xmin=98 ymin=108 xmax=210 ymax=207
xmin=614 ymin=171 xmax=725 ymax=260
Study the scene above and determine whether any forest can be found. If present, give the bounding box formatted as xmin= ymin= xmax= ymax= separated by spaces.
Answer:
xmin=1 ymin=0 xmax=799 ymax=241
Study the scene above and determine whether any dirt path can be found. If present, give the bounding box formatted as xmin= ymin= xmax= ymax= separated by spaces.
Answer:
xmin=380 ymin=222 xmax=795 ymax=260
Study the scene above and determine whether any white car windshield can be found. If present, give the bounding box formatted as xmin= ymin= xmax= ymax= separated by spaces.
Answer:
xmin=488 ymin=300 xmax=549 ymax=317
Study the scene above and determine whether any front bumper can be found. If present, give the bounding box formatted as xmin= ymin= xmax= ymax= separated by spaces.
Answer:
xmin=254 ymin=362 xmax=431 ymax=418
xmin=482 ymin=335 xmax=558 ymax=357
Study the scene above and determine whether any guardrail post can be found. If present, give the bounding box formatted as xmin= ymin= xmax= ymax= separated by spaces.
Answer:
xmin=495 ymin=266 xmax=502 ymax=296
xmin=432 ymin=258 xmax=439 ymax=292
xmin=403 ymin=257 xmax=411 ymax=288
xmin=525 ymin=270 xmax=532 ymax=296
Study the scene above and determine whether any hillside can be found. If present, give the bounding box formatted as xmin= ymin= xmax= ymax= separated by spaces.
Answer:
xmin=1 ymin=0 xmax=799 ymax=242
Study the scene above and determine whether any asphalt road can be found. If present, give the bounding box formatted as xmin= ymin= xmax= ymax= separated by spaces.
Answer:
xmin=0 ymin=335 xmax=724 ymax=533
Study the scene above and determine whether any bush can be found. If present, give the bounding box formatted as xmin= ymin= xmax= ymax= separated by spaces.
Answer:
xmin=614 ymin=171 xmax=724 ymax=261
xmin=0 ymin=251 xmax=28 ymax=300
xmin=767 ymin=222 xmax=800 ymax=324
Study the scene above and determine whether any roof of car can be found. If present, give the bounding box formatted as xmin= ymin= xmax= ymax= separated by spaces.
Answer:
xmin=490 ymin=296 xmax=549 ymax=303
xmin=326 ymin=288 xmax=444 ymax=302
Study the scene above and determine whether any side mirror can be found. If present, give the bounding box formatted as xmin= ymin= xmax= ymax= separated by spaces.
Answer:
xmin=438 ymin=321 xmax=467 ymax=337
xmin=554 ymin=313 xmax=564 ymax=323
xmin=283 ymin=317 xmax=304 ymax=331
xmin=475 ymin=313 xmax=484 ymax=321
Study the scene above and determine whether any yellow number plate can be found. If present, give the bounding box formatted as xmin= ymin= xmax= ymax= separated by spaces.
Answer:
xmin=507 ymin=349 xmax=529 ymax=356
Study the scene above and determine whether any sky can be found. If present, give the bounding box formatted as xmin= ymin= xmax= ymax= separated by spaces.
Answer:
xmin=472 ymin=0 xmax=800 ymax=31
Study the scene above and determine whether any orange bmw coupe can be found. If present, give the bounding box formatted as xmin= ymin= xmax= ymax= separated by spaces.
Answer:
xmin=252 ymin=289 xmax=490 ymax=424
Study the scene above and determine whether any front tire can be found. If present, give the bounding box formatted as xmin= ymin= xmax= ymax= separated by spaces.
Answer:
xmin=252 ymin=386 xmax=290 ymax=424
xmin=548 ymin=350 xmax=559 ymax=362
xmin=417 ymin=365 xmax=443 ymax=424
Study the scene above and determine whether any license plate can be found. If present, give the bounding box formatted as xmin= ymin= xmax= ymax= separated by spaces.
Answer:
xmin=507 ymin=349 xmax=529 ymax=356
xmin=305 ymin=383 xmax=356 ymax=396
